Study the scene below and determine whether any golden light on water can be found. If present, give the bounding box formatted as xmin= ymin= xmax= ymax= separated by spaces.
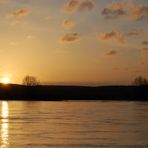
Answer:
xmin=1 ymin=101 xmax=9 ymax=148
xmin=2 ymin=102 xmax=9 ymax=118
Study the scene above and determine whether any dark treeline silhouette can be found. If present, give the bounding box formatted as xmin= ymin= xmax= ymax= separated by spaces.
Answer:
xmin=132 ymin=76 xmax=148 ymax=86
xmin=23 ymin=75 xmax=40 ymax=86
xmin=0 ymin=84 xmax=147 ymax=101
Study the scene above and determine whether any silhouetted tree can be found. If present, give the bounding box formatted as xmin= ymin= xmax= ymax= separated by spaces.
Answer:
xmin=132 ymin=76 xmax=148 ymax=86
xmin=23 ymin=75 xmax=40 ymax=86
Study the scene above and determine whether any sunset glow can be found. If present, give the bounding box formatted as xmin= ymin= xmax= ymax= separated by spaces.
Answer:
xmin=0 ymin=0 xmax=147 ymax=85
xmin=1 ymin=77 xmax=10 ymax=84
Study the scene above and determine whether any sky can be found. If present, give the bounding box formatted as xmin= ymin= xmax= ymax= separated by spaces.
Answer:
xmin=0 ymin=0 xmax=148 ymax=85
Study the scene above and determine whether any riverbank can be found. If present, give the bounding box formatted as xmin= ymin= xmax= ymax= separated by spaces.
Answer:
xmin=0 ymin=84 xmax=147 ymax=100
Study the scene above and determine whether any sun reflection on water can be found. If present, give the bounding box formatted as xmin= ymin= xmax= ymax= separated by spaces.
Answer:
xmin=1 ymin=101 xmax=9 ymax=148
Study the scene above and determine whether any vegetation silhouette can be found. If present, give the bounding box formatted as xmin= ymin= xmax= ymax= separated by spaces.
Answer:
xmin=0 ymin=76 xmax=147 ymax=101
xmin=132 ymin=76 xmax=148 ymax=86
xmin=23 ymin=75 xmax=40 ymax=86
xmin=0 ymin=85 xmax=147 ymax=101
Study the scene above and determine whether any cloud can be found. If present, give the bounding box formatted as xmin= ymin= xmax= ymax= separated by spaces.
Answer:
xmin=102 ymin=1 xmax=148 ymax=21
xmin=125 ymin=30 xmax=140 ymax=37
xmin=62 ymin=19 xmax=75 ymax=29
xmin=65 ymin=0 xmax=95 ymax=12
xmin=125 ymin=28 xmax=148 ymax=37
xmin=106 ymin=50 xmax=118 ymax=56
xmin=99 ymin=31 xmax=116 ymax=39
xmin=129 ymin=3 xmax=148 ymax=21
xmin=98 ymin=31 xmax=125 ymax=44
xmin=102 ymin=2 xmax=126 ymax=19
xmin=60 ymin=33 xmax=80 ymax=43
xmin=142 ymin=41 xmax=148 ymax=45
xmin=79 ymin=0 xmax=95 ymax=11
xmin=8 ymin=8 xmax=30 ymax=18
xmin=65 ymin=0 xmax=79 ymax=12
xmin=141 ymin=47 xmax=148 ymax=51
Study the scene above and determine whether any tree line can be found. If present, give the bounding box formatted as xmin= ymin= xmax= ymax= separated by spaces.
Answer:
xmin=22 ymin=75 xmax=148 ymax=86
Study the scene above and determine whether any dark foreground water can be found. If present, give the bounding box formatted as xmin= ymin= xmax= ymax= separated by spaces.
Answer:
xmin=0 ymin=101 xmax=148 ymax=148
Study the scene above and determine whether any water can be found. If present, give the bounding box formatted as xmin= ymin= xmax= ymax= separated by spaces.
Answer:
xmin=0 ymin=101 xmax=148 ymax=148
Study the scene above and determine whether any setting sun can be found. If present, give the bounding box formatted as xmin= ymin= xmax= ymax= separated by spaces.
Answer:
xmin=1 ymin=77 xmax=10 ymax=84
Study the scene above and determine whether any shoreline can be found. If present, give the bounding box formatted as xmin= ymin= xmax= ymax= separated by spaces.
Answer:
xmin=0 ymin=84 xmax=148 ymax=101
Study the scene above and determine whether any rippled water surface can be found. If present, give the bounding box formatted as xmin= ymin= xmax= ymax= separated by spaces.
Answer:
xmin=0 ymin=101 xmax=148 ymax=148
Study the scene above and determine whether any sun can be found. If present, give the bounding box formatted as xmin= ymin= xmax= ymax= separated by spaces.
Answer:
xmin=1 ymin=77 xmax=10 ymax=84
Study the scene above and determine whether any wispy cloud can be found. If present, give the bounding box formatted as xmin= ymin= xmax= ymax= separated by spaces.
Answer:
xmin=62 ymin=19 xmax=75 ymax=29
xmin=79 ymin=0 xmax=95 ymax=11
xmin=125 ymin=30 xmax=140 ymax=37
xmin=129 ymin=3 xmax=148 ymax=21
xmin=98 ymin=31 xmax=125 ymax=44
xmin=64 ymin=0 xmax=79 ymax=12
xmin=102 ymin=2 xmax=126 ymax=19
xmin=64 ymin=0 xmax=95 ymax=12
xmin=7 ymin=8 xmax=30 ymax=18
xmin=142 ymin=41 xmax=148 ymax=45
xmin=60 ymin=33 xmax=80 ymax=43
xmin=106 ymin=50 xmax=118 ymax=56
xmin=102 ymin=1 xmax=148 ymax=21
xmin=141 ymin=47 xmax=148 ymax=51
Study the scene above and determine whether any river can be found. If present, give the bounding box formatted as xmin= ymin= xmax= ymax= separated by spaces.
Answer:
xmin=0 ymin=101 xmax=148 ymax=148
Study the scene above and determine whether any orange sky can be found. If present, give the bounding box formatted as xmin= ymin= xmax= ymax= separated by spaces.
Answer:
xmin=0 ymin=0 xmax=148 ymax=85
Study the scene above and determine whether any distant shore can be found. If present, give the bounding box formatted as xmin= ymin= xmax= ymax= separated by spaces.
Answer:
xmin=0 ymin=84 xmax=147 ymax=101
